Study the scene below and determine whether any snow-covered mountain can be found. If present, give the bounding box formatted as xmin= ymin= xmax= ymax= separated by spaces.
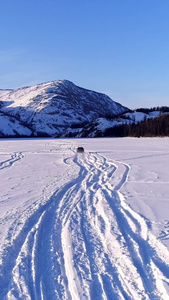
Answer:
xmin=68 ymin=107 xmax=169 ymax=138
xmin=0 ymin=80 xmax=128 ymax=137
xmin=66 ymin=110 xmax=168 ymax=138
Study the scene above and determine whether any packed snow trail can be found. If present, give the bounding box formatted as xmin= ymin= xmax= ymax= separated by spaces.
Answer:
xmin=1 ymin=151 xmax=169 ymax=299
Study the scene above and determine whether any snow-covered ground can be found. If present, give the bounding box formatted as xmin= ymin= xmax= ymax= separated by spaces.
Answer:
xmin=0 ymin=137 xmax=169 ymax=300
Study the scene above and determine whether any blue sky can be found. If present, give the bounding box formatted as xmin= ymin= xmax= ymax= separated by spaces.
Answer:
xmin=0 ymin=0 xmax=169 ymax=108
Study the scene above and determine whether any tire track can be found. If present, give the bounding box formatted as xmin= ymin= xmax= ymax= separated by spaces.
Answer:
xmin=61 ymin=152 xmax=169 ymax=299
xmin=0 ymin=155 xmax=87 ymax=300
xmin=1 ymin=151 xmax=169 ymax=299
xmin=0 ymin=152 xmax=24 ymax=170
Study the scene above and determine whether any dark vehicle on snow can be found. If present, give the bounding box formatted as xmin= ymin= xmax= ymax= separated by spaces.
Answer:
xmin=77 ymin=147 xmax=84 ymax=153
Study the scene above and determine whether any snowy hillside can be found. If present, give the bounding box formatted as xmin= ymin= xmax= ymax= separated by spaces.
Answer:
xmin=0 ymin=138 xmax=169 ymax=299
xmin=68 ymin=110 xmax=166 ymax=138
xmin=0 ymin=80 xmax=128 ymax=137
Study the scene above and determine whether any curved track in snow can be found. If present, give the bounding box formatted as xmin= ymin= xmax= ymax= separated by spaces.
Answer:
xmin=0 ymin=152 xmax=24 ymax=170
xmin=1 ymin=151 xmax=169 ymax=299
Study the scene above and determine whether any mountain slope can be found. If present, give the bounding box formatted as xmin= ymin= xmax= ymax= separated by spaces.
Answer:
xmin=0 ymin=80 xmax=128 ymax=137
xmin=67 ymin=110 xmax=169 ymax=138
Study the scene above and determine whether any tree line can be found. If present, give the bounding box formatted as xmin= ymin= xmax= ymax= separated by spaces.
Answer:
xmin=104 ymin=113 xmax=169 ymax=137
xmin=135 ymin=106 xmax=169 ymax=114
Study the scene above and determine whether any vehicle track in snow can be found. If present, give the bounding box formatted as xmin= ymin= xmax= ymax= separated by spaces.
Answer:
xmin=0 ymin=152 xmax=24 ymax=170
xmin=1 ymin=151 xmax=169 ymax=299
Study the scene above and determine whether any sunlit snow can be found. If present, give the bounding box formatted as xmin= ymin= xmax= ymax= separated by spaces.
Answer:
xmin=0 ymin=137 xmax=169 ymax=299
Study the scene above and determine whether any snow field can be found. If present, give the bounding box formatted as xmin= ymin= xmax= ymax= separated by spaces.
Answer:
xmin=0 ymin=138 xmax=169 ymax=299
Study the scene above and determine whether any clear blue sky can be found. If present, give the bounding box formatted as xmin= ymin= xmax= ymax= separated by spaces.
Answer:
xmin=0 ymin=0 xmax=169 ymax=109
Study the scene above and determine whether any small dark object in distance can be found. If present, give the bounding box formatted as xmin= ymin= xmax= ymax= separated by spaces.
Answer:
xmin=77 ymin=147 xmax=84 ymax=153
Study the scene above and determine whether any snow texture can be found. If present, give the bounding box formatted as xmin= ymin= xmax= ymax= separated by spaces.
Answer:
xmin=0 ymin=137 xmax=169 ymax=299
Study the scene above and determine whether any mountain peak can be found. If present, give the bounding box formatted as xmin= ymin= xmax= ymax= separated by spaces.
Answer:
xmin=0 ymin=80 xmax=129 ymax=137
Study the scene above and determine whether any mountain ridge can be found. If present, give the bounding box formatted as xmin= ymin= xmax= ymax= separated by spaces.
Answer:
xmin=0 ymin=80 xmax=129 ymax=137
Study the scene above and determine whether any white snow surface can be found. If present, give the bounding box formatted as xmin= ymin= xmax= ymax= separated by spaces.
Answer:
xmin=0 ymin=114 xmax=32 ymax=136
xmin=0 ymin=137 xmax=169 ymax=299
xmin=97 ymin=117 xmax=132 ymax=131
xmin=124 ymin=111 xmax=162 ymax=123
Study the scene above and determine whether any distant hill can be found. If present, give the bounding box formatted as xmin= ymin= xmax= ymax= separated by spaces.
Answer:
xmin=64 ymin=107 xmax=169 ymax=138
xmin=0 ymin=80 xmax=128 ymax=137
